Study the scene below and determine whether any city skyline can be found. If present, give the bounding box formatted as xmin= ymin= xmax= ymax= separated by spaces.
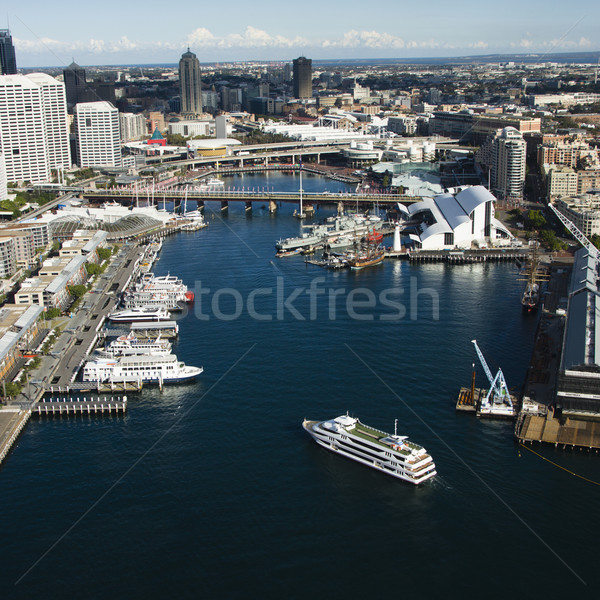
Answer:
xmin=3 ymin=0 xmax=599 ymax=68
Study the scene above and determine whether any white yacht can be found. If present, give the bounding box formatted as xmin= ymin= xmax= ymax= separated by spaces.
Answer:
xmin=82 ymin=354 xmax=203 ymax=384
xmin=95 ymin=332 xmax=172 ymax=358
xmin=302 ymin=414 xmax=436 ymax=485
xmin=122 ymin=290 xmax=185 ymax=311
xmin=108 ymin=307 xmax=171 ymax=323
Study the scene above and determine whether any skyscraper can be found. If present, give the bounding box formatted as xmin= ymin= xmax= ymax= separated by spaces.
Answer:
xmin=0 ymin=74 xmax=70 ymax=183
xmin=0 ymin=30 xmax=17 ymax=75
xmin=63 ymin=61 xmax=92 ymax=109
xmin=179 ymin=49 xmax=202 ymax=116
xmin=492 ymin=127 xmax=526 ymax=201
xmin=74 ymin=101 xmax=121 ymax=168
xmin=293 ymin=56 xmax=312 ymax=99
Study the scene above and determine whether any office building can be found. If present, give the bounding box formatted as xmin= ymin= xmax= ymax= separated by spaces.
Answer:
xmin=0 ymin=75 xmax=50 ymax=183
xmin=120 ymin=113 xmax=147 ymax=142
xmin=74 ymin=101 xmax=121 ymax=168
xmin=0 ymin=153 xmax=6 ymax=199
xmin=63 ymin=62 xmax=92 ymax=109
xmin=293 ymin=56 xmax=312 ymax=99
xmin=179 ymin=49 xmax=202 ymax=116
xmin=0 ymin=30 xmax=17 ymax=75
xmin=26 ymin=73 xmax=71 ymax=173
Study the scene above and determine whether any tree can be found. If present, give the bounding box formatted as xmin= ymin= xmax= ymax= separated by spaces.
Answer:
xmin=68 ymin=284 xmax=87 ymax=299
xmin=86 ymin=263 xmax=102 ymax=276
xmin=525 ymin=209 xmax=547 ymax=231
xmin=42 ymin=307 xmax=62 ymax=320
xmin=97 ymin=247 xmax=112 ymax=262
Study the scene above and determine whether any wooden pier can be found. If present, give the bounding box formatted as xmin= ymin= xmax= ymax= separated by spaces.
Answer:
xmin=34 ymin=396 xmax=127 ymax=416
xmin=45 ymin=380 xmax=142 ymax=394
xmin=386 ymin=249 xmax=527 ymax=262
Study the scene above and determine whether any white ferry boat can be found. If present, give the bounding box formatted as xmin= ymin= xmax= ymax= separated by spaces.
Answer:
xmin=82 ymin=354 xmax=203 ymax=384
xmin=95 ymin=332 xmax=172 ymax=358
xmin=108 ymin=307 xmax=171 ymax=323
xmin=302 ymin=414 xmax=436 ymax=485
xmin=122 ymin=290 xmax=185 ymax=311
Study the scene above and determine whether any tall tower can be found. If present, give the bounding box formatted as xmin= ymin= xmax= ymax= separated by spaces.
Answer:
xmin=0 ymin=30 xmax=17 ymax=75
xmin=179 ymin=48 xmax=202 ymax=116
xmin=63 ymin=62 xmax=91 ymax=109
xmin=293 ymin=56 xmax=312 ymax=99
xmin=0 ymin=75 xmax=50 ymax=183
xmin=26 ymin=73 xmax=71 ymax=172
xmin=492 ymin=127 xmax=526 ymax=201
xmin=74 ymin=101 xmax=121 ymax=168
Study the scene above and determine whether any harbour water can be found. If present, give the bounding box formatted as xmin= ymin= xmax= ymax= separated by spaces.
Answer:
xmin=1 ymin=173 xmax=599 ymax=599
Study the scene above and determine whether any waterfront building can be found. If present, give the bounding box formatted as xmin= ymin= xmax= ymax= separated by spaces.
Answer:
xmin=399 ymin=185 xmax=513 ymax=250
xmin=0 ymin=304 xmax=44 ymax=384
xmin=556 ymin=248 xmax=600 ymax=415
xmin=0 ymin=236 xmax=17 ymax=278
xmin=0 ymin=30 xmax=17 ymax=75
xmin=120 ymin=113 xmax=147 ymax=142
xmin=293 ymin=56 xmax=312 ymax=99
xmin=74 ymin=101 xmax=122 ymax=168
xmin=179 ymin=49 xmax=202 ymax=117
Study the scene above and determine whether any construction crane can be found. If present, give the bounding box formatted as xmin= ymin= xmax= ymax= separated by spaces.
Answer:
xmin=548 ymin=202 xmax=599 ymax=263
xmin=471 ymin=340 xmax=513 ymax=413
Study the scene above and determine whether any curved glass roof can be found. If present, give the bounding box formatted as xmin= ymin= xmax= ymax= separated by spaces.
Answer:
xmin=49 ymin=214 xmax=163 ymax=239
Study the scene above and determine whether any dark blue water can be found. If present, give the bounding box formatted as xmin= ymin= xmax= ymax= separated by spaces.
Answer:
xmin=1 ymin=173 xmax=599 ymax=599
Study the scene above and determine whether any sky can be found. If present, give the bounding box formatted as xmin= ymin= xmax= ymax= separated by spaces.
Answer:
xmin=4 ymin=0 xmax=600 ymax=68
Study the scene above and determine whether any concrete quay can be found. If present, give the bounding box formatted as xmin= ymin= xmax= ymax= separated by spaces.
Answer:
xmin=0 ymin=242 xmax=146 ymax=465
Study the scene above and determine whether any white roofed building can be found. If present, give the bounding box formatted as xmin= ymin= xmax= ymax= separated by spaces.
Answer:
xmin=399 ymin=186 xmax=513 ymax=250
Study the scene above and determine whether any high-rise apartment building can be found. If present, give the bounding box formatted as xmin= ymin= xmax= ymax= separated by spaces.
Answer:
xmin=492 ymin=127 xmax=526 ymax=201
xmin=63 ymin=62 xmax=92 ymax=109
xmin=0 ymin=73 xmax=70 ymax=183
xmin=0 ymin=75 xmax=49 ymax=183
xmin=0 ymin=30 xmax=17 ymax=75
xmin=26 ymin=73 xmax=71 ymax=173
xmin=0 ymin=152 xmax=7 ymax=200
xmin=119 ymin=112 xmax=147 ymax=142
xmin=74 ymin=101 xmax=121 ymax=168
xmin=293 ymin=56 xmax=312 ymax=99
xmin=179 ymin=49 xmax=202 ymax=116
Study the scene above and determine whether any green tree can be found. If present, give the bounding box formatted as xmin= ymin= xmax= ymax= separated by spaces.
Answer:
xmin=97 ymin=247 xmax=112 ymax=262
xmin=525 ymin=209 xmax=547 ymax=231
xmin=86 ymin=263 xmax=102 ymax=276
xmin=68 ymin=284 xmax=87 ymax=299
xmin=3 ymin=382 xmax=22 ymax=397
xmin=591 ymin=234 xmax=600 ymax=250
xmin=42 ymin=307 xmax=62 ymax=320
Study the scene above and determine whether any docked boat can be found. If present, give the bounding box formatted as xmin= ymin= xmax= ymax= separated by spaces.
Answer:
xmin=345 ymin=246 xmax=385 ymax=269
xmin=302 ymin=414 xmax=436 ymax=485
xmin=108 ymin=307 xmax=171 ymax=323
xmin=82 ymin=354 xmax=203 ymax=384
xmin=122 ymin=291 xmax=185 ymax=311
xmin=95 ymin=332 xmax=172 ymax=358
xmin=521 ymin=282 xmax=540 ymax=311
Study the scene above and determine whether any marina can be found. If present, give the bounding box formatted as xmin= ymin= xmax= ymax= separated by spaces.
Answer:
xmin=1 ymin=172 xmax=600 ymax=599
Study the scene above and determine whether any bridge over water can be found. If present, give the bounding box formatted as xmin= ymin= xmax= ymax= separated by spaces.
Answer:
xmin=81 ymin=188 xmax=420 ymax=212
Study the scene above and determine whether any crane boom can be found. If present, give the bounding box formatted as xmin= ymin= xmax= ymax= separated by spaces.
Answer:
xmin=548 ymin=203 xmax=600 ymax=263
xmin=471 ymin=340 xmax=513 ymax=410
xmin=471 ymin=340 xmax=494 ymax=386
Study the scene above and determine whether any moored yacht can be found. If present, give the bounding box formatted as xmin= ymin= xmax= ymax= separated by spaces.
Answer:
xmin=82 ymin=354 xmax=203 ymax=384
xmin=108 ymin=307 xmax=171 ymax=323
xmin=303 ymin=414 xmax=436 ymax=485
xmin=95 ymin=332 xmax=172 ymax=358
